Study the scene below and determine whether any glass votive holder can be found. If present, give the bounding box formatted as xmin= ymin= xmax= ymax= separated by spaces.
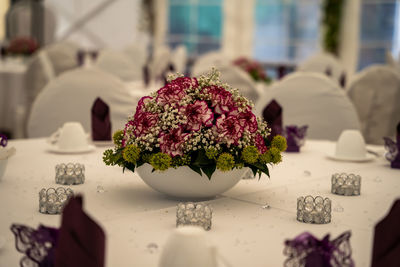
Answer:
xmin=39 ymin=187 xmax=74 ymax=214
xmin=331 ymin=173 xmax=361 ymax=196
xmin=55 ymin=163 xmax=85 ymax=185
xmin=297 ymin=196 xmax=331 ymax=224
xmin=176 ymin=202 xmax=212 ymax=231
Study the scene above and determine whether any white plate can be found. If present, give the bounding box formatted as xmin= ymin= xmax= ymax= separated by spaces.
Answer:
xmin=46 ymin=144 xmax=96 ymax=154
xmin=326 ymin=152 xmax=376 ymax=162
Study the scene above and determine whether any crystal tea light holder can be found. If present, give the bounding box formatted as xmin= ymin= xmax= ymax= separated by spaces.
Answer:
xmin=297 ymin=196 xmax=331 ymax=224
xmin=331 ymin=173 xmax=361 ymax=196
xmin=55 ymin=163 xmax=85 ymax=185
xmin=176 ymin=202 xmax=212 ymax=231
xmin=39 ymin=187 xmax=74 ymax=214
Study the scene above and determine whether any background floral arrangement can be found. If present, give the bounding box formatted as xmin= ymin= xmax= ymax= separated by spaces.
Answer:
xmin=233 ymin=57 xmax=271 ymax=84
xmin=103 ymin=69 xmax=286 ymax=179
xmin=6 ymin=37 xmax=39 ymax=56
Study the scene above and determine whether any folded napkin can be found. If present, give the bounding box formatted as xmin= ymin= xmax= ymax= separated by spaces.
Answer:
xmin=383 ymin=121 xmax=400 ymax=169
xmin=55 ymin=196 xmax=106 ymax=267
xmin=262 ymin=99 xmax=282 ymax=139
xmin=371 ymin=199 xmax=400 ymax=267
xmin=283 ymin=125 xmax=308 ymax=152
xmin=339 ymin=73 xmax=346 ymax=88
xmin=284 ymin=231 xmax=354 ymax=267
xmin=91 ymin=97 xmax=112 ymax=141
xmin=0 ymin=133 xmax=7 ymax=147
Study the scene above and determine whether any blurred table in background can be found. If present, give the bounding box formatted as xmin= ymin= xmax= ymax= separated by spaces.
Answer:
xmin=0 ymin=58 xmax=28 ymax=138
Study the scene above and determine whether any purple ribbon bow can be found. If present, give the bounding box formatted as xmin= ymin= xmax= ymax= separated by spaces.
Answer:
xmin=10 ymin=224 xmax=59 ymax=267
xmin=284 ymin=231 xmax=354 ymax=267
xmin=0 ymin=133 xmax=8 ymax=147
xmin=283 ymin=125 xmax=308 ymax=152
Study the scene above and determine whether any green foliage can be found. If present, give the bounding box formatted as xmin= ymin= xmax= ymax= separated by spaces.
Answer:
xmin=112 ymin=130 xmax=124 ymax=147
xmin=216 ymin=153 xmax=235 ymax=172
xmin=205 ymin=147 xmax=219 ymax=160
xmin=242 ymin=146 xmax=259 ymax=164
xmin=149 ymin=152 xmax=172 ymax=171
xmin=322 ymin=0 xmax=344 ymax=55
xmin=122 ymin=145 xmax=141 ymax=164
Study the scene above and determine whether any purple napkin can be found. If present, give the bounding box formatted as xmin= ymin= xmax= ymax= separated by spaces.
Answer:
xmin=339 ymin=73 xmax=346 ymax=88
xmin=325 ymin=67 xmax=332 ymax=77
xmin=262 ymin=99 xmax=282 ymax=139
xmin=371 ymin=199 xmax=400 ymax=267
xmin=283 ymin=125 xmax=308 ymax=152
xmin=284 ymin=231 xmax=354 ymax=267
xmin=77 ymin=50 xmax=85 ymax=66
xmin=0 ymin=133 xmax=7 ymax=147
xmin=383 ymin=122 xmax=400 ymax=169
xmin=91 ymin=97 xmax=112 ymax=141
xmin=55 ymin=196 xmax=106 ymax=267
xmin=11 ymin=224 xmax=59 ymax=267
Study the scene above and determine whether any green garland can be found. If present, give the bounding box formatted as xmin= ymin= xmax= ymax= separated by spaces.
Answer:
xmin=322 ymin=0 xmax=345 ymax=55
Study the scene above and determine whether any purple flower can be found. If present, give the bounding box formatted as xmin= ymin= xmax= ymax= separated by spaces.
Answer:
xmin=159 ymin=127 xmax=189 ymax=157
xmin=181 ymin=100 xmax=213 ymax=131
xmin=156 ymin=77 xmax=198 ymax=106
xmin=215 ymin=114 xmax=244 ymax=145
xmin=206 ymin=85 xmax=234 ymax=114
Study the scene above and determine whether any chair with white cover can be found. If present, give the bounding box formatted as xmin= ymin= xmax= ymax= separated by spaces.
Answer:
xmin=347 ymin=65 xmax=400 ymax=145
xmin=218 ymin=65 xmax=260 ymax=103
xmin=170 ymin=45 xmax=187 ymax=75
xmin=123 ymin=44 xmax=148 ymax=69
xmin=148 ymin=45 xmax=172 ymax=82
xmin=297 ymin=52 xmax=346 ymax=87
xmin=191 ymin=51 xmax=228 ymax=77
xmin=27 ymin=68 xmax=138 ymax=138
xmin=95 ymin=49 xmax=144 ymax=82
xmin=255 ymin=72 xmax=361 ymax=141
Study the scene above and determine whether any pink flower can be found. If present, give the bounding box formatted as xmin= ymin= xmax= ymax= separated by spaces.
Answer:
xmin=206 ymin=85 xmax=234 ymax=114
xmin=239 ymin=110 xmax=258 ymax=133
xmin=181 ymin=100 xmax=213 ymax=131
xmin=255 ymin=134 xmax=267 ymax=154
xmin=215 ymin=114 xmax=244 ymax=145
xmin=156 ymin=77 xmax=198 ymax=106
xmin=134 ymin=96 xmax=152 ymax=119
xmin=159 ymin=127 xmax=189 ymax=157
xmin=133 ymin=112 xmax=158 ymax=136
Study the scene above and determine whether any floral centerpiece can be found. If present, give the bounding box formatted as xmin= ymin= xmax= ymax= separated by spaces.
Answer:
xmin=6 ymin=37 xmax=39 ymax=57
xmin=103 ymin=69 xmax=286 ymax=181
xmin=233 ymin=57 xmax=271 ymax=84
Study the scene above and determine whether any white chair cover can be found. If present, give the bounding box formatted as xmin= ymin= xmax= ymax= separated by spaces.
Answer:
xmin=218 ymin=65 xmax=259 ymax=103
xmin=148 ymin=45 xmax=171 ymax=82
xmin=6 ymin=0 xmax=31 ymax=39
xmin=297 ymin=52 xmax=346 ymax=86
xmin=255 ymin=72 xmax=361 ymax=141
xmin=170 ymin=45 xmax=187 ymax=74
xmin=191 ymin=51 xmax=228 ymax=77
xmin=347 ymin=65 xmax=400 ymax=145
xmin=123 ymin=44 xmax=148 ymax=69
xmin=27 ymin=68 xmax=138 ymax=138
xmin=95 ymin=49 xmax=143 ymax=82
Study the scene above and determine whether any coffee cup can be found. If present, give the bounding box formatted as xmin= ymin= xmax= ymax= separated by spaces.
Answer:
xmin=329 ymin=130 xmax=374 ymax=162
xmin=49 ymin=122 xmax=89 ymax=151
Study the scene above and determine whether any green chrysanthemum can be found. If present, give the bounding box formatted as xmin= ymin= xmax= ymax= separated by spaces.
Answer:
xmin=205 ymin=147 xmax=219 ymax=159
xmin=141 ymin=153 xmax=152 ymax=163
xmin=172 ymin=155 xmax=191 ymax=167
xmin=103 ymin=149 xmax=116 ymax=166
xmin=216 ymin=153 xmax=235 ymax=172
xmin=150 ymin=152 xmax=172 ymax=171
xmin=241 ymin=146 xmax=259 ymax=164
xmin=268 ymin=147 xmax=282 ymax=164
xmin=122 ymin=144 xmax=141 ymax=164
xmin=271 ymin=135 xmax=287 ymax=152
xmin=112 ymin=130 xmax=124 ymax=147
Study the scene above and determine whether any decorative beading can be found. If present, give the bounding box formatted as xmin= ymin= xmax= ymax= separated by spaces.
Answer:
xmin=39 ymin=187 xmax=74 ymax=214
xmin=55 ymin=163 xmax=85 ymax=185
xmin=176 ymin=202 xmax=212 ymax=231
xmin=331 ymin=173 xmax=361 ymax=196
xmin=297 ymin=196 xmax=331 ymax=224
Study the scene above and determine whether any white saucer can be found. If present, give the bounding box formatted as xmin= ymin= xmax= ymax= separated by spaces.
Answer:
xmin=47 ymin=144 xmax=96 ymax=154
xmin=326 ymin=152 xmax=376 ymax=162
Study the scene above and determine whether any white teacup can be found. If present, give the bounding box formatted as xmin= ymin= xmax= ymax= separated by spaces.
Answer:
xmin=332 ymin=130 xmax=373 ymax=161
xmin=51 ymin=122 xmax=89 ymax=151
xmin=159 ymin=226 xmax=227 ymax=267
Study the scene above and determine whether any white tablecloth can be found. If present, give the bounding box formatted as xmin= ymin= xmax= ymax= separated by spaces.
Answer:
xmin=0 ymin=139 xmax=399 ymax=267
xmin=0 ymin=59 xmax=28 ymax=138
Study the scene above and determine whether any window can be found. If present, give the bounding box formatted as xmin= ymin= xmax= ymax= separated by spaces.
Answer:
xmin=168 ymin=0 xmax=223 ymax=56
xmin=359 ymin=0 xmax=400 ymax=69
xmin=253 ymin=0 xmax=321 ymax=63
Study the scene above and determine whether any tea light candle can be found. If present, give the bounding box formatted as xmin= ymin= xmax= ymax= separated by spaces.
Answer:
xmin=176 ymin=202 xmax=212 ymax=231
xmin=39 ymin=187 xmax=74 ymax=214
xmin=55 ymin=163 xmax=85 ymax=185
xmin=331 ymin=173 xmax=361 ymax=196
xmin=297 ymin=196 xmax=331 ymax=224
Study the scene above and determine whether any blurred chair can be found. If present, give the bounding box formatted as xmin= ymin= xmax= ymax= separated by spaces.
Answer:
xmin=170 ymin=45 xmax=187 ymax=75
xmin=255 ymin=72 xmax=360 ymax=141
xmin=123 ymin=44 xmax=148 ymax=70
xmin=347 ymin=65 xmax=400 ymax=145
xmin=218 ymin=64 xmax=259 ymax=103
xmin=95 ymin=49 xmax=143 ymax=82
xmin=27 ymin=68 xmax=138 ymax=138
xmin=191 ymin=51 xmax=228 ymax=77
xmin=297 ymin=52 xmax=347 ymax=87
xmin=386 ymin=51 xmax=400 ymax=73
